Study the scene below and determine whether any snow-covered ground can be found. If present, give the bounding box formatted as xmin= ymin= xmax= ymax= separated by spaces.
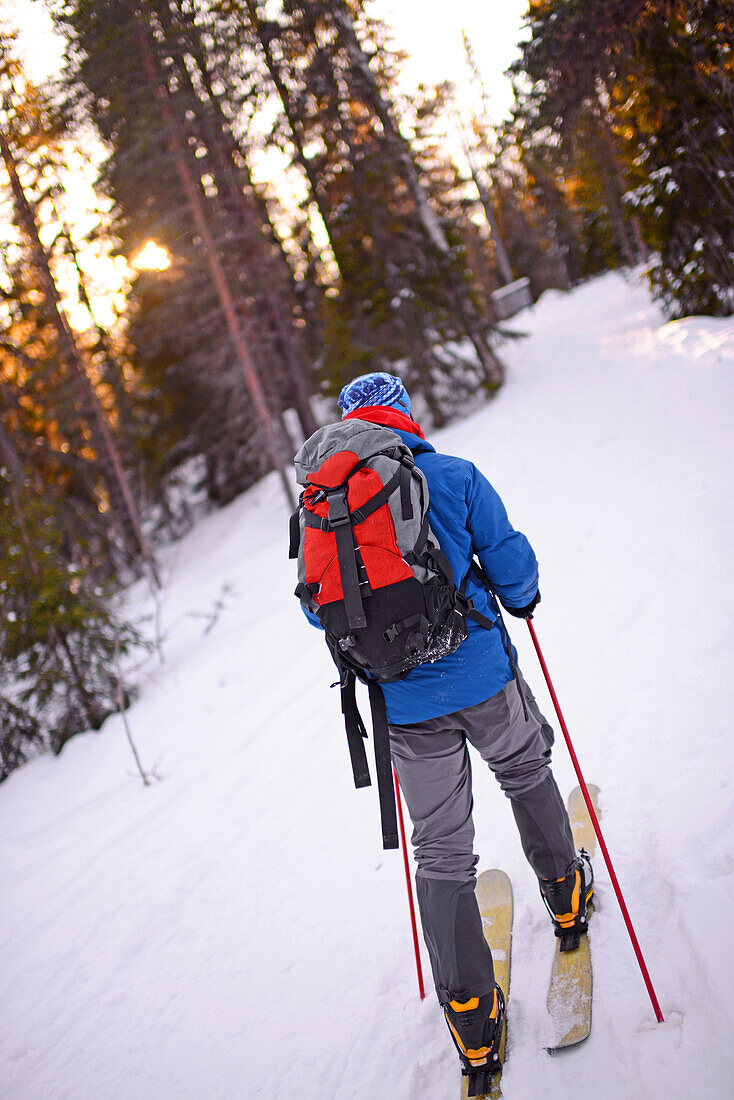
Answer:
xmin=3 ymin=271 xmax=734 ymax=1099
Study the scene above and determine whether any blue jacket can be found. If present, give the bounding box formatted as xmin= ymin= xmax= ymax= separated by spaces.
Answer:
xmin=381 ymin=427 xmax=539 ymax=723
xmin=304 ymin=420 xmax=539 ymax=724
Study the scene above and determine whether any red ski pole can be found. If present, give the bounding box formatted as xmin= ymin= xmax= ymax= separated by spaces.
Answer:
xmin=393 ymin=767 xmax=426 ymax=1000
xmin=526 ymin=619 xmax=664 ymax=1024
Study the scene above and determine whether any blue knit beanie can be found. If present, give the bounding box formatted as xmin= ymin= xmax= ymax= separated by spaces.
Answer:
xmin=338 ymin=372 xmax=411 ymax=417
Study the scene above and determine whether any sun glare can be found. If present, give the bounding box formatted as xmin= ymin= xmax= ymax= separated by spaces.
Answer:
xmin=131 ymin=240 xmax=171 ymax=271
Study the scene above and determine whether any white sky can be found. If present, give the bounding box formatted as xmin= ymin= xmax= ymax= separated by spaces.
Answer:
xmin=371 ymin=0 xmax=528 ymax=122
xmin=1 ymin=0 xmax=63 ymax=77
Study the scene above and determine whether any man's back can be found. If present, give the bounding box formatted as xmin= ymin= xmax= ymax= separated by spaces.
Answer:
xmin=367 ymin=415 xmax=539 ymax=724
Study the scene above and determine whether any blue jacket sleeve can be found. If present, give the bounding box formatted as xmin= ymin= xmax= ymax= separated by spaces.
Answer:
xmin=465 ymin=463 xmax=539 ymax=609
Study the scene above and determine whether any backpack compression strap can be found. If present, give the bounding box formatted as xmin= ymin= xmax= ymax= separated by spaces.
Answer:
xmin=367 ymin=681 xmax=399 ymax=850
xmin=340 ymin=673 xmax=371 ymax=789
xmin=340 ymin=673 xmax=399 ymax=850
xmin=328 ymin=488 xmax=368 ymax=630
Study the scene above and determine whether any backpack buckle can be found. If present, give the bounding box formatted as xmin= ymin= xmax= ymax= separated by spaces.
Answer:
xmin=328 ymin=489 xmax=351 ymax=527
xmin=457 ymin=592 xmax=475 ymax=613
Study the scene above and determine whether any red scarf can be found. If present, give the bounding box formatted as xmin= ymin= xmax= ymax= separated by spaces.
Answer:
xmin=343 ymin=405 xmax=425 ymax=440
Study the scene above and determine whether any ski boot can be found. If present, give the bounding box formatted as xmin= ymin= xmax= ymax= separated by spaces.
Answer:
xmin=443 ymin=983 xmax=505 ymax=1097
xmin=540 ymin=849 xmax=594 ymax=951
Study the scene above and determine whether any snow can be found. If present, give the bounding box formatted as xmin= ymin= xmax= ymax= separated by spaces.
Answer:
xmin=3 ymin=270 xmax=734 ymax=1099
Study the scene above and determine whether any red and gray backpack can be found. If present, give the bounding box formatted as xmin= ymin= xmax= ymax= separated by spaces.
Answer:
xmin=289 ymin=418 xmax=495 ymax=848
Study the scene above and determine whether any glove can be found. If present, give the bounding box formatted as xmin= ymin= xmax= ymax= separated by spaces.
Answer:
xmin=502 ymin=589 xmax=540 ymax=619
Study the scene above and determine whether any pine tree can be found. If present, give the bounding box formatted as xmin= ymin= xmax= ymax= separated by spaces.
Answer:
xmin=0 ymin=40 xmax=155 ymax=569
xmin=56 ymin=0 xmax=313 ymax=507
xmin=510 ymin=0 xmax=734 ymax=316
xmin=620 ymin=1 xmax=734 ymax=315
xmin=445 ymin=60 xmax=574 ymax=299
xmin=0 ymin=38 xmax=140 ymax=781
xmin=509 ymin=2 xmax=644 ymax=274
xmin=0 ymin=453 xmax=138 ymax=778
xmin=241 ymin=0 xmax=503 ymax=423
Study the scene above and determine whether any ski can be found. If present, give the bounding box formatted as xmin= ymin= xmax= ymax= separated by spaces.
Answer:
xmin=460 ymin=869 xmax=513 ymax=1099
xmin=546 ymin=783 xmax=600 ymax=1053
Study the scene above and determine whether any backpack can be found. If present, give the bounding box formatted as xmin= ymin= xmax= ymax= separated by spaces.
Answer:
xmin=290 ymin=418 xmax=496 ymax=849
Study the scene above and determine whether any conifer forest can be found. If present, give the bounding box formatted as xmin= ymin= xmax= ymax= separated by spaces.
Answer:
xmin=1 ymin=0 xmax=732 ymax=780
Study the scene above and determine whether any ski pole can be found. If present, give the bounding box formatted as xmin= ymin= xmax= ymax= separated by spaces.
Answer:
xmin=393 ymin=767 xmax=425 ymax=1000
xmin=525 ymin=619 xmax=665 ymax=1024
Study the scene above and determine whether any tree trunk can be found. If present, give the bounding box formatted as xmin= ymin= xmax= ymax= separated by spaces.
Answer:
xmin=243 ymin=0 xmax=343 ymax=276
xmin=0 ymin=125 xmax=156 ymax=574
xmin=594 ymin=105 xmax=649 ymax=263
xmin=56 ymin=217 xmax=134 ymax=420
xmin=330 ymin=1 xmax=502 ymax=386
xmin=524 ymin=155 xmax=581 ymax=286
xmin=134 ymin=4 xmax=296 ymax=509
xmin=470 ymin=165 xmax=515 ymax=285
xmin=331 ymin=0 xmax=449 ymax=255
xmin=163 ymin=14 xmax=319 ymax=438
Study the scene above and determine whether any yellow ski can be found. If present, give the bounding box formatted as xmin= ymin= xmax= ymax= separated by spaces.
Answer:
xmin=460 ymin=869 xmax=513 ymax=1099
xmin=546 ymin=784 xmax=600 ymax=1052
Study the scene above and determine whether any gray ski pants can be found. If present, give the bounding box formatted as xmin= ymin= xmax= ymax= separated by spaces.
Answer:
xmin=389 ymin=670 xmax=575 ymax=1003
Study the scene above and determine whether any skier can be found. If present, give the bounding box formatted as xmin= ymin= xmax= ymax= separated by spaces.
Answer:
xmin=300 ymin=371 xmax=593 ymax=1087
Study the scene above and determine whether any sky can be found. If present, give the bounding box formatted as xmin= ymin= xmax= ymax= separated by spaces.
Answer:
xmin=1 ymin=0 xmax=63 ymax=77
xmin=371 ymin=0 xmax=529 ymax=122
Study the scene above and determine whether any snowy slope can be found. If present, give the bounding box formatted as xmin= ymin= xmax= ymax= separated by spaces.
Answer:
xmin=2 ymin=270 xmax=734 ymax=1099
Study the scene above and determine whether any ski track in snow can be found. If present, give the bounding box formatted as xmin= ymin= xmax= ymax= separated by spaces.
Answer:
xmin=2 ymin=271 xmax=734 ymax=1099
